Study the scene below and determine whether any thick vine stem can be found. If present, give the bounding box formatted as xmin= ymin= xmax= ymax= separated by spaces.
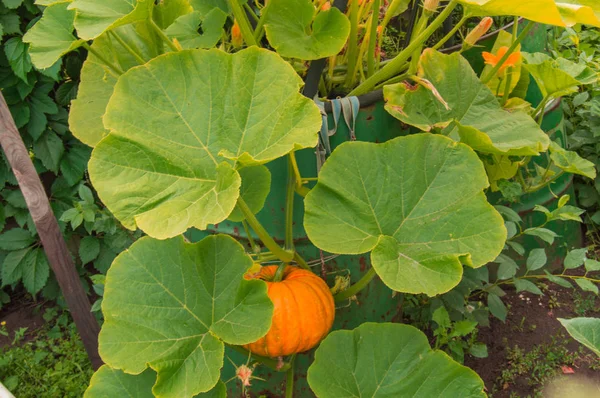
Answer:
xmin=474 ymin=274 xmax=600 ymax=299
xmin=481 ymin=20 xmax=535 ymax=84
xmin=366 ymin=0 xmax=381 ymax=77
xmin=109 ymin=30 xmax=146 ymax=65
xmin=148 ymin=19 xmax=179 ymax=52
xmin=349 ymin=0 xmax=459 ymax=96
xmin=227 ymin=345 xmax=291 ymax=372
xmin=501 ymin=17 xmax=520 ymax=106
xmin=285 ymin=354 xmax=297 ymax=398
xmin=285 ymin=156 xmax=296 ymax=252
xmin=273 ymin=262 xmax=287 ymax=282
xmin=237 ymin=197 xmax=294 ymax=262
xmin=253 ymin=1 xmax=272 ymax=42
xmin=433 ymin=15 xmax=470 ymax=51
xmin=333 ymin=267 xmax=377 ymax=302
xmin=228 ymin=0 xmax=258 ymax=47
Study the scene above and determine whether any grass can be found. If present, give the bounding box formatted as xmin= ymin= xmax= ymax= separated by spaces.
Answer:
xmin=491 ymin=334 xmax=600 ymax=397
xmin=0 ymin=307 xmax=93 ymax=397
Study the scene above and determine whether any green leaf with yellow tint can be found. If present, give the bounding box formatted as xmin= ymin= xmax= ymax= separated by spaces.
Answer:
xmin=69 ymin=22 xmax=164 ymax=147
xmin=98 ymin=235 xmax=273 ymax=398
xmin=459 ymin=0 xmax=600 ymax=28
xmin=85 ymin=366 xmax=227 ymax=397
xmin=384 ymin=50 xmax=549 ymax=156
xmin=549 ymin=142 xmax=597 ymax=179
xmin=165 ymin=9 xmax=227 ymax=50
xmin=264 ymin=0 xmax=350 ymax=60
xmin=90 ymin=47 xmax=320 ymax=238
xmin=559 ymin=318 xmax=600 ymax=356
xmin=23 ymin=2 xmax=85 ymax=69
xmin=308 ymin=323 xmax=486 ymax=397
xmin=304 ymin=134 xmax=506 ymax=296
xmin=68 ymin=0 xmax=154 ymax=40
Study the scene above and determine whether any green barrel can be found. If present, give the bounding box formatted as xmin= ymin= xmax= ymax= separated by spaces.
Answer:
xmin=187 ymin=21 xmax=562 ymax=397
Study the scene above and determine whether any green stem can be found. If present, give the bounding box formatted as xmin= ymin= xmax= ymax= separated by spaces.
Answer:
xmin=366 ymin=0 xmax=381 ymax=77
xmin=237 ymin=197 xmax=294 ymax=262
xmin=82 ymin=43 xmax=124 ymax=76
xmin=501 ymin=17 xmax=520 ymax=106
xmin=408 ymin=10 xmax=431 ymax=75
xmin=481 ymin=21 xmax=535 ymax=84
xmin=109 ymin=31 xmax=146 ymax=65
xmin=524 ymin=171 xmax=565 ymax=193
xmin=285 ymin=156 xmax=295 ymax=252
xmin=241 ymin=219 xmax=260 ymax=254
xmin=244 ymin=3 xmax=259 ymax=23
xmin=345 ymin=0 xmax=360 ymax=88
xmin=274 ymin=262 xmax=287 ymax=282
xmin=293 ymin=252 xmax=310 ymax=270
xmin=433 ymin=15 xmax=469 ymax=51
xmin=533 ymin=96 xmax=551 ymax=124
xmin=149 ymin=19 xmax=179 ymax=52
xmin=253 ymin=1 xmax=272 ymax=42
xmin=349 ymin=0 xmax=459 ymax=96
xmin=333 ymin=268 xmax=377 ymax=302
xmin=228 ymin=0 xmax=258 ymax=47
xmin=285 ymin=354 xmax=296 ymax=398
xmin=226 ymin=344 xmax=291 ymax=372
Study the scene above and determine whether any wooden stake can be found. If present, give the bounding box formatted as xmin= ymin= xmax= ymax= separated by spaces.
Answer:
xmin=0 ymin=93 xmax=102 ymax=370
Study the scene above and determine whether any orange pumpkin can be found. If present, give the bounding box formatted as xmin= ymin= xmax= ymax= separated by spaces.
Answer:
xmin=244 ymin=265 xmax=335 ymax=357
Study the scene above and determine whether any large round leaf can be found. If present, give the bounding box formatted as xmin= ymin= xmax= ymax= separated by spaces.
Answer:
xmin=304 ymin=134 xmax=506 ymax=295
xmin=23 ymin=2 xmax=85 ymax=69
xmin=69 ymin=22 xmax=164 ymax=147
xmin=384 ymin=50 xmax=549 ymax=156
xmin=308 ymin=323 xmax=486 ymax=397
xmin=98 ymin=235 xmax=273 ymax=398
xmin=85 ymin=366 xmax=226 ymax=397
xmin=459 ymin=0 xmax=600 ymax=27
xmin=264 ymin=0 xmax=350 ymax=60
xmin=68 ymin=0 xmax=154 ymax=40
xmin=89 ymin=47 xmax=320 ymax=238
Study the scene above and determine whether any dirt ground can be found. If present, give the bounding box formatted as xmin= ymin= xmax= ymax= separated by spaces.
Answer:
xmin=465 ymin=285 xmax=600 ymax=397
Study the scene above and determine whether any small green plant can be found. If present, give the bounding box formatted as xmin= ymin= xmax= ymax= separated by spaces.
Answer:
xmin=0 ymin=309 xmax=93 ymax=398
xmin=432 ymin=306 xmax=488 ymax=363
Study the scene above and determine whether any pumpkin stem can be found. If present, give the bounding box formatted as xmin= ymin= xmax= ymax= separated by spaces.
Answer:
xmin=273 ymin=263 xmax=287 ymax=282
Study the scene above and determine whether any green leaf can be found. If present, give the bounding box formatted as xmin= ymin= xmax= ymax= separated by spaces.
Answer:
xmin=526 ymin=248 xmax=547 ymax=271
xmin=549 ymin=141 xmax=597 ymax=179
xmin=190 ymin=0 xmax=228 ymax=14
xmin=78 ymin=184 xmax=94 ymax=204
xmin=507 ymin=241 xmax=525 ymax=256
xmin=514 ymin=279 xmax=543 ymax=295
xmin=0 ymin=13 xmax=21 ymax=36
xmin=488 ymin=293 xmax=507 ymax=322
xmin=34 ymin=131 xmax=64 ymax=173
xmin=2 ymin=0 xmax=23 ymax=9
xmin=544 ymin=271 xmax=573 ymax=288
xmin=585 ymin=258 xmax=600 ymax=272
xmin=559 ymin=317 xmax=600 ymax=356
xmin=496 ymin=255 xmax=518 ymax=280
xmin=450 ymin=320 xmax=478 ymax=338
xmin=305 ymin=134 xmax=506 ymax=296
xmin=575 ymin=278 xmax=599 ymax=294
xmin=85 ymin=366 xmax=227 ymax=397
xmin=565 ymin=248 xmax=588 ymax=269
xmin=494 ymin=205 xmax=522 ymax=222
xmin=523 ymin=53 xmax=598 ymax=100
xmin=79 ymin=236 xmax=100 ymax=264
xmin=68 ymin=0 xmax=154 ymax=40
xmin=432 ymin=306 xmax=451 ymax=329
xmin=550 ymin=205 xmax=585 ymax=222
xmin=60 ymin=143 xmax=91 ymax=186
xmin=307 ymin=323 xmax=486 ymax=398
xmin=228 ymin=165 xmax=271 ymax=222
xmin=55 ymin=81 xmax=79 ymax=106
xmin=153 ymin=0 xmax=194 ymax=29
xmin=22 ymin=248 xmax=49 ymax=295
xmin=523 ymin=227 xmax=558 ymax=244
xmin=1 ymin=247 xmax=32 ymax=286
xmin=264 ymin=0 xmax=350 ymax=60
xmin=90 ymin=47 xmax=320 ymax=239
xmin=0 ymin=228 xmax=34 ymax=250
xmin=98 ymin=235 xmax=273 ymax=397
xmin=165 ymin=9 xmax=227 ymax=49
xmin=4 ymin=37 xmax=32 ymax=82
xmin=469 ymin=343 xmax=488 ymax=358
xmin=459 ymin=0 xmax=600 ymax=28
xmin=384 ymin=50 xmax=549 ymax=156
xmin=23 ymin=2 xmax=85 ymax=69
xmin=69 ymin=22 xmax=164 ymax=147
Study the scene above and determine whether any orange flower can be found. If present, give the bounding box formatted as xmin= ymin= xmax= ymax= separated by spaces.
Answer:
xmin=232 ymin=19 xmax=243 ymax=48
xmin=321 ymin=1 xmax=331 ymax=10
xmin=482 ymin=46 xmax=521 ymax=77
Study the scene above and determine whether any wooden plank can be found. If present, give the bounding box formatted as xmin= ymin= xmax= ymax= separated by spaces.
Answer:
xmin=0 ymin=92 xmax=102 ymax=370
